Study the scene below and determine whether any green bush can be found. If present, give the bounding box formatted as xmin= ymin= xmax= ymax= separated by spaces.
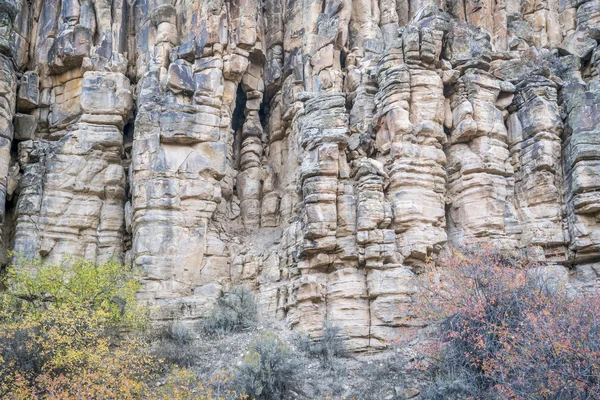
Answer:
xmin=0 ymin=256 xmax=259 ymax=399
xmin=5 ymin=255 xmax=144 ymax=327
xmin=296 ymin=320 xmax=344 ymax=369
xmin=202 ymin=286 xmax=258 ymax=337
xmin=234 ymin=332 xmax=304 ymax=400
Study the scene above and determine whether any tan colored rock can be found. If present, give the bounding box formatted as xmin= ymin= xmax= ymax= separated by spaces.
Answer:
xmin=507 ymin=76 xmax=566 ymax=259
xmin=13 ymin=72 xmax=131 ymax=263
xmin=3 ymin=0 xmax=600 ymax=351
xmin=375 ymin=24 xmax=447 ymax=264
xmin=446 ymin=68 xmax=518 ymax=248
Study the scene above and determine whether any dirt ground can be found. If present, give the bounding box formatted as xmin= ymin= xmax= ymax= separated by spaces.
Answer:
xmin=150 ymin=318 xmax=422 ymax=400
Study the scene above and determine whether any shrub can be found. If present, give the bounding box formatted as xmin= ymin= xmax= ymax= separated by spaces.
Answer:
xmin=155 ymin=367 xmax=246 ymax=400
xmin=234 ymin=332 xmax=304 ymax=400
xmin=0 ymin=257 xmax=153 ymax=398
xmin=203 ymin=286 xmax=258 ymax=337
xmin=5 ymin=255 xmax=144 ymax=327
xmin=416 ymin=243 xmax=600 ymax=400
xmin=170 ymin=321 xmax=195 ymax=344
xmin=296 ymin=320 xmax=344 ymax=369
xmin=0 ymin=256 xmax=250 ymax=399
xmin=152 ymin=321 xmax=199 ymax=368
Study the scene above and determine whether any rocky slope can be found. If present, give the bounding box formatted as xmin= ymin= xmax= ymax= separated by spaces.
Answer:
xmin=0 ymin=0 xmax=599 ymax=350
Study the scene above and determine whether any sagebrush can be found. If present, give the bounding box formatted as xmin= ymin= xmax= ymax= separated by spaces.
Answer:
xmin=234 ymin=332 xmax=304 ymax=400
xmin=203 ymin=286 xmax=258 ymax=337
xmin=151 ymin=321 xmax=200 ymax=368
xmin=296 ymin=320 xmax=344 ymax=370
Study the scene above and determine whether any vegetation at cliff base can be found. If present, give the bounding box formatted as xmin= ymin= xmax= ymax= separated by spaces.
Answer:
xmin=0 ymin=257 xmax=246 ymax=399
xmin=202 ymin=286 xmax=258 ymax=337
xmin=2 ymin=247 xmax=598 ymax=400
xmin=416 ymin=244 xmax=600 ymax=400
xmin=234 ymin=332 xmax=304 ymax=399
xmin=0 ymin=257 xmax=150 ymax=398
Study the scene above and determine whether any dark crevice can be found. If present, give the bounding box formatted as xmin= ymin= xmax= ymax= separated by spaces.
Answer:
xmin=232 ymin=84 xmax=247 ymax=171
xmin=259 ymin=99 xmax=267 ymax=128
xmin=232 ymin=85 xmax=247 ymax=134
xmin=123 ymin=121 xmax=134 ymax=150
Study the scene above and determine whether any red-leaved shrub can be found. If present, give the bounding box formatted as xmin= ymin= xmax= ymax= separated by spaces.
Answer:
xmin=415 ymin=243 xmax=600 ymax=400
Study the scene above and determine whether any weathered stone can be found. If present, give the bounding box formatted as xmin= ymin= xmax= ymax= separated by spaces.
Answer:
xmin=17 ymin=71 xmax=39 ymax=111
xmin=167 ymin=60 xmax=194 ymax=95
xmin=13 ymin=113 xmax=36 ymax=141
xmin=560 ymin=30 xmax=598 ymax=58
xmin=1 ymin=0 xmax=600 ymax=351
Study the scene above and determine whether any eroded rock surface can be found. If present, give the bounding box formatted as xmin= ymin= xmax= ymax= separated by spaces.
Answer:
xmin=2 ymin=0 xmax=600 ymax=349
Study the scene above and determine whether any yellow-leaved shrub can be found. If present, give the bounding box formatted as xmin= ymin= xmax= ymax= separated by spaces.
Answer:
xmin=0 ymin=256 xmax=244 ymax=399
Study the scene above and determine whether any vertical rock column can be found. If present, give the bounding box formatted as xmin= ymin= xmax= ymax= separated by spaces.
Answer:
xmin=375 ymin=24 xmax=448 ymax=264
xmin=561 ymin=50 xmax=600 ymax=261
xmin=353 ymin=158 xmax=415 ymax=347
xmin=132 ymin=1 xmax=235 ymax=321
xmin=345 ymin=59 xmax=377 ymax=158
xmin=0 ymin=0 xmax=18 ymax=256
xmin=9 ymin=0 xmax=131 ymax=263
xmin=445 ymin=68 xmax=518 ymax=247
xmin=12 ymin=72 xmax=131 ymax=263
xmin=558 ymin=0 xmax=599 ymax=59
xmin=41 ymin=73 xmax=130 ymax=262
xmin=132 ymin=81 xmax=228 ymax=304
xmin=0 ymin=57 xmax=16 ymax=244
xmin=521 ymin=0 xmax=562 ymax=48
xmin=369 ymin=19 xmax=446 ymax=346
xmin=293 ymin=93 xmax=350 ymax=337
xmin=290 ymin=92 xmax=374 ymax=351
xmin=238 ymin=63 xmax=265 ymax=227
xmin=274 ymin=0 xmax=368 ymax=349
xmin=262 ymin=0 xmax=286 ymax=225
xmin=507 ymin=76 xmax=565 ymax=257
xmin=13 ymin=140 xmax=48 ymax=258
xmin=556 ymin=0 xmax=600 ymax=290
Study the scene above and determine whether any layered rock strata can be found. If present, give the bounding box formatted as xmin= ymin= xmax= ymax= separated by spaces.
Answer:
xmin=2 ymin=0 xmax=600 ymax=349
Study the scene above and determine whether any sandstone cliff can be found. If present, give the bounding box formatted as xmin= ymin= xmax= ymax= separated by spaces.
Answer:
xmin=0 ymin=0 xmax=599 ymax=350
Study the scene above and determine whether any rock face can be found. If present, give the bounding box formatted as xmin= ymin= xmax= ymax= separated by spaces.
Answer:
xmin=2 ymin=0 xmax=600 ymax=349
